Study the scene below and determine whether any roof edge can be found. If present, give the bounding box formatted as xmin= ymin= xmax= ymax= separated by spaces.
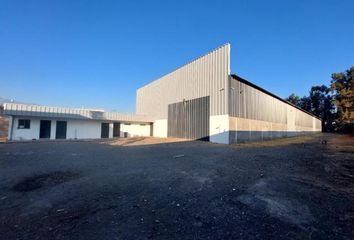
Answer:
xmin=230 ymin=74 xmax=321 ymax=121
xmin=137 ymin=43 xmax=230 ymax=91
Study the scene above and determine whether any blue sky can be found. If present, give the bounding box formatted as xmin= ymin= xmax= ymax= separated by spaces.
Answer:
xmin=1 ymin=0 xmax=353 ymax=112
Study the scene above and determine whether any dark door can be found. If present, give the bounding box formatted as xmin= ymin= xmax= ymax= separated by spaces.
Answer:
xmin=101 ymin=123 xmax=109 ymax=138
xmin=56 ymin=121 xmax=67 ymax=139
xmin=168 ymin=96 xmax=209 ymax=141
xmin=113 ymin=123 xmax=120 ymax=137
xmin=150 ymin=123 xmax=153 ymax=137
xmin=39 ymin=120 xmax=51 ymax=139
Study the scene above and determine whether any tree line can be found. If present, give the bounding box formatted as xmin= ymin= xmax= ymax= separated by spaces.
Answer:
xmin=285 ymin=66 xmax=354 ymax=133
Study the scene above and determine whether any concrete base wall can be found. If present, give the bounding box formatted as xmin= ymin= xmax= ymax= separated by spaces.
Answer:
xmin=229 ymin=116 xmax=321 ymax=143
xmin=152 ymin=116 xmax=230 ymax=144
xmin=209 ymin=115 xmax=229 ymax=144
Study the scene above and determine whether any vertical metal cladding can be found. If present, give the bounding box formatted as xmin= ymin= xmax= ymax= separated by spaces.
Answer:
xmin=229 ymin=77 xmax=320 ymax=129
xmin=167 ymin=96 xmax=209 ymax=140
xmin=229 ymin=78 xmax=287 ymax=123
xmin=294 ymin=108 xmax=314 ymax=128
xmin=315 ymin=118 xmax=322 ymax=130
xmin=136 ymin=44 xmax=230 ymax=119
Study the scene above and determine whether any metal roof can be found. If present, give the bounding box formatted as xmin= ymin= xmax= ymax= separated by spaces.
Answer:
xmin=2 ymin=103 xmax=154 ymax=123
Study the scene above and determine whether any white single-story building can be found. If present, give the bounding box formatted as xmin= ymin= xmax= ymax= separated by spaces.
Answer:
xmin=1 ymin=104 xmax=153 ymax=141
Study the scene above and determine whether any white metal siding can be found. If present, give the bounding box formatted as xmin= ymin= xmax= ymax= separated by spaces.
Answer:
xmin=136 ymin=44 xmax=230 ymax=119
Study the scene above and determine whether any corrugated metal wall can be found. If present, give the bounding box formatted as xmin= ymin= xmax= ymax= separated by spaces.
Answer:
xmin=229 ymin=78 xmax=320 ymax=128
xmin=294 ymin=108 xmax=313 ymax=128
xmin=3 ymin=103 xmax=153 ymax=123
xmin=229 ymin=79 xmax=287 ymax=123
xmin=3 ymin=103 xmax=92 ymax=119
xmin=315 ymin=118 xmax=322 ymax=130
xmin=136 ymin=44 xmax=230 ymax=119
xmin=167 ymin=96 xmax=209 ymax=140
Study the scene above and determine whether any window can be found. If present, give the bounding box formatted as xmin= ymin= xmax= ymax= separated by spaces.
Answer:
xmin=18 ymin=119 xmax=30 ymax=129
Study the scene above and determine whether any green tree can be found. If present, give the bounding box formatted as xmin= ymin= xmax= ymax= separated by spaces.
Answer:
xmin=286 ymin=85 xmax=335 ymax=131
xmin=298 ymin=96 xmax=312 ymax=113
xmin=285 ymin=94 xmax=311 ymax=112
xmin=308 ymin=85 xmax=335 ymax=131
xmin=331 ymin=67 xmax=354 ymax=130
xmin=286 ymin=93 xmax=301 ymax=106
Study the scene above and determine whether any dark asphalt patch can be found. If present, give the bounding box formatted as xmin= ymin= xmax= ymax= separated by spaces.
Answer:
xmin=12 ymin=171 xmax=80 ymax=192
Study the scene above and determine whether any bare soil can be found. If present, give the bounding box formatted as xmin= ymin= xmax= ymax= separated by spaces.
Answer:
xmin=0 ymin=116 xmax=8 ymax=141
xmin=0 ymin=134 xmax=353 ymax=239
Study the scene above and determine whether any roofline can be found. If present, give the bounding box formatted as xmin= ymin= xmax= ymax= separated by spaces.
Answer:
xmin=2 ymin=102 xmax=155 ymax=123
xmin=230 ymin=74 xmax=321 ymax=121
xmin=137 ymin=43 xmax=230 ymax=91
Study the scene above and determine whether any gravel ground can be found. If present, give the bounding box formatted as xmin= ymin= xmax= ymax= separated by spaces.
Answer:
xmin=0 ymin=134 xmax=353 ymax=240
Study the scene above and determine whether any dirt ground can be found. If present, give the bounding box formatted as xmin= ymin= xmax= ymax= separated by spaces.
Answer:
xmin=0 ymin=134 xmax=353 ymax=239
xmin=0 ymin=116 xmax=8 ymax=142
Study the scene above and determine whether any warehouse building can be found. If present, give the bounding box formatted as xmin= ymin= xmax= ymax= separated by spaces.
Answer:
xmin=136 ymin=43 xmax=321 ymax=144
xmin=1 ymin=43 xmax=321 ymax=143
